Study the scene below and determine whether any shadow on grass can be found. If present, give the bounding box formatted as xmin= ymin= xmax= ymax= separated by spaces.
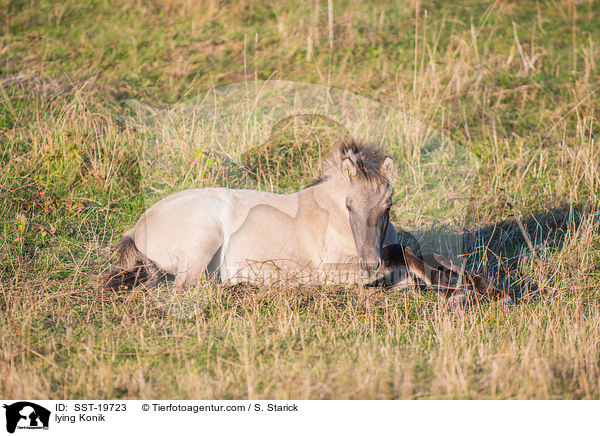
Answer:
xmin=451 ymin=203 xmax=591 ymax=304
xmin=385 ymin=203 xmax=595 ymax=305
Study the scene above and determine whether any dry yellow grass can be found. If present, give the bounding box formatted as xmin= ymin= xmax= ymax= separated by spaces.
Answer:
xmin=1 ymin=278 xmax=599 ymax=399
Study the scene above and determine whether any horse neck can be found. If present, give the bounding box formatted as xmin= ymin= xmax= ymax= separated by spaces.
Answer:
xmin=303 ymin=174 xmax=354 ymax=245
xmin=302 ymin=172 xmax=345 ymax=217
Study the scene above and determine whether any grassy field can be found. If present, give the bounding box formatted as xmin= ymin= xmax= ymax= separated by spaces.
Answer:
xmin=1 ymin=0 xmax=600 ymax=399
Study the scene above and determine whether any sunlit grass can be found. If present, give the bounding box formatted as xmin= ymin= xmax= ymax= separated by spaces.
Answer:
xmin=1 ymin=0 xmax=599 ymax=399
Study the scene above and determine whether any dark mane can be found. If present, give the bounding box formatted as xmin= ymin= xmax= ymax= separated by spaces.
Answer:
xmin=303 ymin=139 xmax=390 ymax=189
xmin=303 ymin=174 xmax=329 ymax=189
xmin=338 ymin=139 xmax=389 ymax=185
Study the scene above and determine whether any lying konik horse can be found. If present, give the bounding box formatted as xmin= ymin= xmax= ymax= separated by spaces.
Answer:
xmin=102 ymin=140 xmax=510 ymax=304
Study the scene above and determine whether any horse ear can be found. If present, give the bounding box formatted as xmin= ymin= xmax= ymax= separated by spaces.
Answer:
xmin=381 ymin=156 xmax=395 ymax=183
xmin=341 ymin=157 xmax=357 ymax=181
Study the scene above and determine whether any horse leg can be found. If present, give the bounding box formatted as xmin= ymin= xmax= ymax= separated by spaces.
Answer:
xmin=173 ymin=234 xmax=223 ymax=289
xmin=382 ymin=244 xmax=456 ymax=298
xmin=423 ymin=253 xmax=512 ymax=303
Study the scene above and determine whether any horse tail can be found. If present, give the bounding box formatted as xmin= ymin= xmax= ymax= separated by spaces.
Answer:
xmin=98 ymin=235 xmax=157 ymax=290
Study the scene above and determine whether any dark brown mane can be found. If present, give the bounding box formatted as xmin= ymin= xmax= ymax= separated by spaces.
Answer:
xmin=338 ymin=139 xmax=389 ymax=185
xmin=303 ymin=139 xmax=390 ymax=189
xmin=303 ymin=174 xmax=329 ymax=189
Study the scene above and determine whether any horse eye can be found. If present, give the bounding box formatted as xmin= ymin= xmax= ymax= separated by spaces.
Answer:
xmin=346 ymin=204 xmax=352 ymax=212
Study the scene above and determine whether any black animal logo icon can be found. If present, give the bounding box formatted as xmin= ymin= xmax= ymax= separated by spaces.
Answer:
xmin=2 ymin=402 xmax=50 ymax=434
